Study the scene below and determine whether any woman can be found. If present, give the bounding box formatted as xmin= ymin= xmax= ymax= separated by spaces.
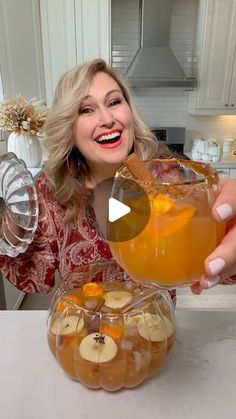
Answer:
xmin=0 ymin=58 xmax=235 ymax=295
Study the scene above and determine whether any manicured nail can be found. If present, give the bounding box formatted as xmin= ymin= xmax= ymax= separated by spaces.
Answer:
xmin=208 ymin=258 xmax=226 ymax=276
xmin=193 ymin=282 xmax=203 ymax=294
xmin=215 ymin=203 xmax=233 ymax=220
xmin=206 ymin=275 xmax=221 ymax=289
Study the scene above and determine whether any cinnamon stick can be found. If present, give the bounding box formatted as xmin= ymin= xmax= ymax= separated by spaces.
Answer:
xmin=123 ymin=153 xmax=184 ymax=198
xmin=86 ymin=298 xmax=105 ymax=334
xmin=124 ymin=153 xmax=154 ymax=182
xmin=94 ymin=298 xmax=105 ymax=312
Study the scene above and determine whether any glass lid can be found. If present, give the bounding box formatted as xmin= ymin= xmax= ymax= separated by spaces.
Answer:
xmin=0 ymin=152 xmax=39 ymax=257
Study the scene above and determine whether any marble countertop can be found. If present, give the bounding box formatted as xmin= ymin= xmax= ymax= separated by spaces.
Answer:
xmin=0 ymin=310 xmax=236 ymax=419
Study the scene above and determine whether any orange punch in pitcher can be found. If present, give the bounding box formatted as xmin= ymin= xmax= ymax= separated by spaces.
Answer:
xmin=108 ymin=158 xmax=225 ymax=289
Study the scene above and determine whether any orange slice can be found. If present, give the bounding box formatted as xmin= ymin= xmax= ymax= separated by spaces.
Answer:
xmin=146 ymin=202 xmax=196 ymax=239
xmin=158 ymin=204 xmax=196 ymax=237
xmin=100 ymin=323 xmax=124 ymax=341
xmin=82 ymin=282 xmax=104 ymax=299
xmin=56 ymin=294 xmax=81 ymax=312
xmin=151 ymin=194 xmax=175 ymax=215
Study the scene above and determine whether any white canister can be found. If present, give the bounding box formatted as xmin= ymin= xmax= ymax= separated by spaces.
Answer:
xmin=223 ymin=138 xmax=234 ymax=153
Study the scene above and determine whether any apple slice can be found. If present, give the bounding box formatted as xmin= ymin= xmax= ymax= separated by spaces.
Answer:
xmin=137 ymin=313 xmax=174 ymax=342
xmin=104 ymin=290 xmax=132 ymax=309
xmin=50 ymin=315 xmax=84 ymax=336
xmin=79 ymin=333 xmax=117 ymax=363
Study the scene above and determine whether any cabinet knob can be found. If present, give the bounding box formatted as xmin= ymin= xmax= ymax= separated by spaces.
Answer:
xmin=231 ymin=104 xmax=234 ymax=107
xmin=225 ymin=104 xmax=228 ymax=107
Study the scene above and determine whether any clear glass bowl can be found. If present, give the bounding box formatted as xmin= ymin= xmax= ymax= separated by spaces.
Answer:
xmin=0 ymin=152 xmax=38 ymax=257
xmin=108 ymin=158 xmax=225 ymax=289
xmin=47 ymin=260 xmax=175 ymax=391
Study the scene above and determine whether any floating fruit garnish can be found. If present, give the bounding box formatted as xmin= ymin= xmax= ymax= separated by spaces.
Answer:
xmin=82 ymin=282 xmax=104 ymax=299
xmin=56 ymin=294 xmax=81 ymax=312
xmin=104 ymin=290 xmax=132 ymax=309
xmin=151 ymin=193 xmax=175 ymax=215
xmin=147 ymin=201 xmax=196 ymax=239
xmin=100 ymin=323 xmax=124 ymax=341
xmin=160 ymin=204 xmax=196 ymax=237
xmin=137 ymin=313 xmax=173 ymax=342
xmin=79 ymin=333 xmax=117 ymax=363
xmin=50 ymin=315 xmax=84 ymax=336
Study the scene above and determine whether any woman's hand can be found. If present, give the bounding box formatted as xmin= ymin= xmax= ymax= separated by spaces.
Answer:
xmin=191 ymin=178 xmax=236 ymax=294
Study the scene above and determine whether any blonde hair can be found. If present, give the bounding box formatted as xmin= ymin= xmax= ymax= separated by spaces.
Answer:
xmin=44 ymin=58 xmax=159 ymax=222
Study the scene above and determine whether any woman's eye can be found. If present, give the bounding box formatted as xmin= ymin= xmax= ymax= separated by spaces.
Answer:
xmin=109 ymin=98 xmax=122 ymax=107
xmin=79 ymin=107 xmax=93 ymax=114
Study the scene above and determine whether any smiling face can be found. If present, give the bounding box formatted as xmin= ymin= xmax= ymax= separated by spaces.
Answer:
xmin=73 ymin=72 xmax=134 ymax=180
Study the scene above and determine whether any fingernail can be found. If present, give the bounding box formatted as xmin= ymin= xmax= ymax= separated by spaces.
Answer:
xmin=215 ymin=203 xmax=233 ymax=220
xmin=208 ymin=258 xmax=226 ymax=276
xmin=206 ymin=275 xmax=221 ymax=289
xmin=194 ymin=283 xmax=203 ymax=294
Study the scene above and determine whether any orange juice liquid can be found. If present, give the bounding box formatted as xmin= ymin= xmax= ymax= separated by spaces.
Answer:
xmin=109 ymin=196 xmax=225 ymax=288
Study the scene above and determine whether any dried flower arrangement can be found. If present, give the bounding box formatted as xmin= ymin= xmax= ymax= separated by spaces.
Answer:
xmin=0 ymin=96 xmax=47 ymax=136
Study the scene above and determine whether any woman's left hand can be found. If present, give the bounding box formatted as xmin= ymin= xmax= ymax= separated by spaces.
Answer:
xmin=191 ymin=178 xmax=236 ymax=294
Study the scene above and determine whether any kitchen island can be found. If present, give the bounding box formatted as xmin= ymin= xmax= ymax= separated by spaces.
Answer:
xmin=0 ymin=310 xmax=235 ymax=419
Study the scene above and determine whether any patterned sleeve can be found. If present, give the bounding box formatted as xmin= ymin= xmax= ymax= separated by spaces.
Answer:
xmin=0 ymin=174 xmax=59 ymax=293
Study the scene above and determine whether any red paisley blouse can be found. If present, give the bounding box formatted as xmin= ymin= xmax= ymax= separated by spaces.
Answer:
xmin=0 ymin=173 xmax=235 ymax=300
xmin=0 ymin=173 xmax=116 ymax=293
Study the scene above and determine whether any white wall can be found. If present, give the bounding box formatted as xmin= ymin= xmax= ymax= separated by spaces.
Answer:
xmin=0 ymin=71 xmax=3 ymax=101
xmin=111 ymin=0 xmax=236 ymax=150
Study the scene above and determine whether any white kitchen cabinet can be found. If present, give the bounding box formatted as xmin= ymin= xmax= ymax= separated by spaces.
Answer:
xmin=230 ymin=168 xmax=236 ymax=178
xmin=0 ymin=0 xmax=46 ymax=100
xmin=188 ymin=0 xmax=236 ymax=115
xmin=40 ymin=0 xmax=111 ymax=106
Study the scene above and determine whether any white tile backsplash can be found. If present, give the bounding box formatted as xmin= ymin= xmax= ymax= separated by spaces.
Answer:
xmin=111 ymin=0 xmax=236 ymax=150
xmin=170 ymin=0 xmax=198 ymax=75
xmin=111 ymin=0 xmax=140 ymax=72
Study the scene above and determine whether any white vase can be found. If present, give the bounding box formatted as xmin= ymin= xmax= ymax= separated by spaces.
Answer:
xmin=7 ymin=132 xmax=42 ymax=168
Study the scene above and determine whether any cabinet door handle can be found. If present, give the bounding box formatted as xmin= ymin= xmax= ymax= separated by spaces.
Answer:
xmin=231 ymin=104 xmax=234 ymax=107
xmin=225 ymin=104 xmax=228 ymax=107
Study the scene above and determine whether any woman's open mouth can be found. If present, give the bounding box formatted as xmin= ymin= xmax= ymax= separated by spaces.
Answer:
xmin=95 ymin=130 xmax=123 ymax=149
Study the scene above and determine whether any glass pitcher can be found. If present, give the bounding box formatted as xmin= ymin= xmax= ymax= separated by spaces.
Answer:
xmin=108 ymin=158 xmax=225 ymax=289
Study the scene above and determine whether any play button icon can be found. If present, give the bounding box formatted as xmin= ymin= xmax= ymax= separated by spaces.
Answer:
xmin=108 ymin=198 xmax=131 ymax=222
xmin=86 ymin=176 xmax=151 ymax=242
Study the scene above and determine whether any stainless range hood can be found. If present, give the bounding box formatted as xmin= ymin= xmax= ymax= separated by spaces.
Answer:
xmin=125 ymin=0 xmax=196 ymax=88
